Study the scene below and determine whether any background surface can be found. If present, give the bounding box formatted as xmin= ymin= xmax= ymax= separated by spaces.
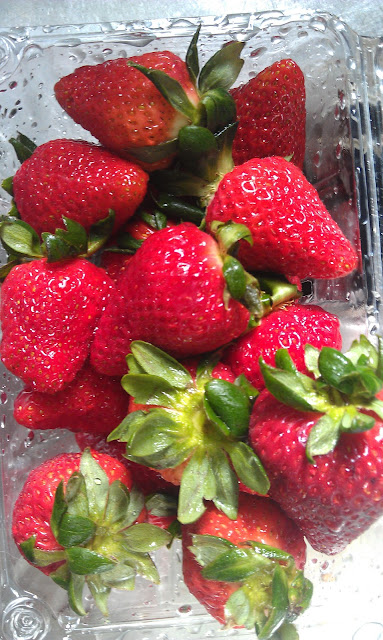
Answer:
xmin=1 ymin=0 xmax=382 ymax=38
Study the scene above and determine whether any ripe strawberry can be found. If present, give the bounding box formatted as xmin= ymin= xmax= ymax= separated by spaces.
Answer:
xmin=205 ymin=156 xmax=358 ymax=281
xmin=54 ymin=53 xmax=198 ymax=166
xmin=12 ymin=449 xmax=170 ymax=616
xmin=11 ymin=139 xmax=148 ymax=236
xmin=13 ymin=361 xmax=130 ymax=435
xmin=225 ymin=302 xmax=342 ymax=391
xmin=249 ymin=336 xmax=383 ymax=554
xmin=231 ymin=59 xmax=306 ymax=168
xmin=75 ymin=431 xmax=179 ymax=496
xmin=109 ymin=341 xmax=269 ymax=524
xmin=0 ymin=257 xmax=113 ymax=393
xmin=91 ymin=222 xmax=250 ymax=370
xmin=182 ymin=493 xmax=312 ymax=635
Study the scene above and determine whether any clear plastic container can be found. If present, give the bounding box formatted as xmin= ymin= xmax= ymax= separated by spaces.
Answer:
xmin=1 ymin=10 xmax=383 ymax=640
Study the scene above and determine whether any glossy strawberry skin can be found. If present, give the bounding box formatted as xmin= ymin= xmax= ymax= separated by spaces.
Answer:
xmin=231 ymin=59 xmax=306 ymax=168
xmin=91 ymin=223 xmax=250 ymax=374
xmin=54 ymin=53 xmax=198 ymax=156
xmin=75 ymin=431 xmax=179 ymax=496
xmin=206 ymin=156 xmax=358 ymax=281
xmin=249 ymin=390 xmax=383 ymax=554
xmin=13 ymin=362 xmax=131 ymax=435
xmin=182 ymin=493 xmax=306 ymax=625
xmin=1 ymin=258 xmax=113 ymax=393
xmin=12 ymin=451 xmax=133 ymax=573
xmin=12 ymin=139 xmax=148 ymax=236
xmin=225 ymin=303 xmax=342 ymax=391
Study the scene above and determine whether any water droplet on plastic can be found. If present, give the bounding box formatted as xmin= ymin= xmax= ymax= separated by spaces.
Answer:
xmin=178 ymin=604 xmax=192 ymax=615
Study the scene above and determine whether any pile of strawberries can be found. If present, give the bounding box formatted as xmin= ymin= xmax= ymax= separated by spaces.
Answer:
xmin=2 ymin=26 xmax=383 ymax=640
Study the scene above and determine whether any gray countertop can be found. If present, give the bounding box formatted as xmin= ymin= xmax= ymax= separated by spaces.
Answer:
xmin=0 ymin=0 xmax=382 ymax=38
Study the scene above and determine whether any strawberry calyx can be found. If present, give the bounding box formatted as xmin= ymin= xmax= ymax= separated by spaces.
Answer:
xmin=0 ymin=211 xmax=115 ymax=278
xmin=125 ymin=28 xmax=243 ymax=167
xmin=19 ymin=449 xmax=171 ymax=616
xmin=108 ymin=341 xmax=270 ymax=524
xmin=259 ymin=335 xmax=383 ymax=462
xmin=189 ymin=533 xmax=312 ymax=638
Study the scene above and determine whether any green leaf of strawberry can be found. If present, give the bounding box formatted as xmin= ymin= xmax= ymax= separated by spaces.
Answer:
xmin=226 ymin=441 xmax=270 ymax=494
xmin=198 ymin=41 xmax=245 ymax=94
xmin=67 ymin=547 xmax=116 ymax=575
xmin=178 ymin=449 xmax=217 ymax=523
xmin=127 ymin=62 xmax=198 ymax=122
xmin=257 ymin=564 xmax=289 ymax=639
xmin=121 ymin=523 xmax=172 ymax=552
xmin=185 ymin=25 xmax=201 ymax=85
xmin=129 ymin=341 xmax=193 ymax=388
xmin=205 ymin=378 xmax=250 ymax=437
xmin=0 ymin=218 xmax=43 ymax=258
xmin=56 ymin=514 xmax=96 ymax=548
xmin=9 ymin=132 xmax=37 ymax=163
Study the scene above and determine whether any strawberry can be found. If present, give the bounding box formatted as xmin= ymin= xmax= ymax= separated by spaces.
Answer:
xmin=13 ymin=361 xmax=130 ymax=435
xmin=231 ymin=59 xmax=306 ymax=168
xmin=182 ymin=493 xmax=312 ymax=636
xmin=0 ymin=257 xmax=113 ymax=393
xmin=54 ymin=30 xmax=246 ymax=171
xmin=249 ymin=336 xmax=383 ymax=554
xmin=54 ymin=52 xmax=199 ymax=168
xmin=205 ymin=156 xmax=358 ymax=281
xmin=75 ymin=431 xmax=179 ymax=496
xmin=225 ymin=302 xmax=342 ymax=391
xmin=10 ymin=138 xmax=148 ymax=236
xmin=109 ymin=341 xmax=269 ymax=524
xmin=90 ymin=222 xmax=298 ymax=374
xmin=12 ymin=449 xmax=171 ymax=616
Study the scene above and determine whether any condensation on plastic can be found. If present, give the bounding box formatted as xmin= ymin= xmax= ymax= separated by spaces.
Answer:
xmin=0 ymin=11 xmax=383 ymax=640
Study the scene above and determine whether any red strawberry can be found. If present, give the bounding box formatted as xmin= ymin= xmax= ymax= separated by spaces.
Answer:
xmin=231 ymin=59 xmax=306 ymax=168
xmin=225 ymin=302 xmax=342 ymax=391
xmin=182 ymin=493 xmax=312 ymax=635
xmin=13 ymin=361 xmax=130 ymax=435
xmin=75 ymin=431 xmax=179 ymax=496
xmin=91 ymin=222 xmax=250 ymax=370
xmin=54 ymin=53 xmax=198 ymax=167
xmin=109 ymin=341 xmax=269 ymax=524
xmin=249 ymin=336 xmax=383 ymax=554
xmin=12 ymin=449 xmax=170 ymax=615
xmin=1 ymin=258 xmax=113 ymax=393
xmin=11 ymin=139 xmax=148 ymax=236
xmin=205 ymin=156 xmax=358 ymax=280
